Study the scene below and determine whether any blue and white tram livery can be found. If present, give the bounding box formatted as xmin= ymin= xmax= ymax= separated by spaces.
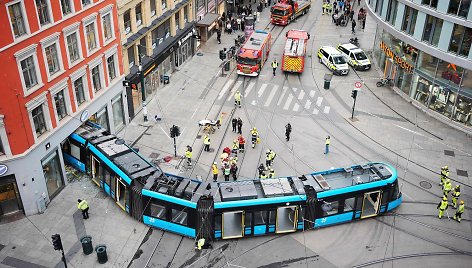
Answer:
xmin=64 ymin=123 xmax=402 ymax=240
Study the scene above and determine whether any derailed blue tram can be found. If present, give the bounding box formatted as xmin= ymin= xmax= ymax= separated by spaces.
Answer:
xmin=64 ymin=123 xmax=402 ymax=240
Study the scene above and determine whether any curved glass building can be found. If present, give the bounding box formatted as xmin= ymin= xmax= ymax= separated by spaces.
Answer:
xmin=367 ymin=0 xmax=472 ymax=132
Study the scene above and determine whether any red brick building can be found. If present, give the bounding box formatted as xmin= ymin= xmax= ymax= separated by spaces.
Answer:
xmin=0 ymin=0 xmax=128 ymax=217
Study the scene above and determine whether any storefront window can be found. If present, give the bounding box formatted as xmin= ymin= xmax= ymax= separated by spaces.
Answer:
xmin=128 ymin=46 xmax=135 ymax=67
xmin=90 ymin=107 xmax=109 ymax=130
xmin=0 ymin=179 xmax=22 ymax=215
xmin=416 ymin=51 xmax=438 ymax=77
xmin=42 ymin=151 xmax=64 ymax=198
xmin=112 ymin=96 xmax=125 ymax=131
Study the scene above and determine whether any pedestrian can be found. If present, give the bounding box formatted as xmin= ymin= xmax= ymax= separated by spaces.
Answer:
xmin=226 ymin=21 xmax=232 ymax=34
xmin=324 ymin=136 xmax=331 ymax=154
xmin=203 ymin=135 xmax=211 ymax=152
xmin=232 ymin=117 xmax=238 ymax=132
xmin=358 ymin=0 xmax=361 ymax=5
xmin=185 ymin=145 xmax=193 ymax=166
xmin=212 ymin=162 xmax=219 ymax=182
xmin=234 ymin=90 xmax=242 ymax=108
xmin=251 ymin=127 xmax=259 ymax=148
xmin=260 ymin=172 xmax=267 ymax=179
xmin=77 ymin=199 xmax=89 ymax=219
xmin=224 ymin=163 xmax=231 ymax=181
xmin=237 ymin=117 xmax=243 ymax=134
xmin=258 ymin=163 xmax=266 ymax=177
xmin=266 ymin=149 xmax=273 ymax=167
xmin=452 ymin=185 xmax=461 ymax=208
xmin=217 ymin=28 xmax=221 ymax=44
xmin=195 ymin=238 xmax=212 ymax=250
xmin=271 ymin=59 xmax=278 ymax=76
xmin=238 ymin=135 xmax=246 ymax=153
xmin=268 ymin=168 xmax=275 ymax=178
xmin=453 ymin=200 xmax=465 ymax=222
xmin=231 ymin=164 xmax=238 ymax=181
xmin=351 ymin=19 xmax=356 ymax=34
xmin=361 ymin=16 xmax=366 ymax=30
xmin=440 ymin=166 xmax=449 ymax=186
xmin=443 ymin=179 xmax=452 ymax=198
xmin=285 ymin=123 xmax=292 ymax=141
xmin=268 ymin=0 xmax=272 ymax=5
xmin=349 ymin=9 xmax=354 ymax=21
xmin=437 ymin=196 xmax=448 ymax=219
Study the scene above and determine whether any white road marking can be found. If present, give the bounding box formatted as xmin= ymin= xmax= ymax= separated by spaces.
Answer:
xmin=298 ymin=90 xmax=305 ymax=100
xmin=293 ymin=103 xmax=299 ymax=111
xmin=304 ymin=100 xmax=311 ymax=109
xmin=218 ymin=79 xmax=234 ymax=100
xmin=283 ymin=94 xmax=293 ymax=110
xmin=277 ymin=87 xmax=288 ymax=106
xmin=309 ymin=90 xmax=315 ymax=98
xmin=316 ymin=97 xmax=323 ymax=107
xmin=393 ymin=124 xmax=425 ymax=136
xmin=323 ymin=106 xmax=330 ymax=114
xmin=414 ymin=143 xmax=423 ymax=149
xmin=293 ymin=87 xmax=297 ymax=92
xmin=227 ymin=80 xmax=242 ymax=101
xmin=264 ymin=85 xmax=278 ymax=107
xmin=244 ymin=82 xmax=256 ymax=97
xmin=257 ymin=84 xmax=267 ymax=97
xmin=313 ymin=108 xmax=319 ymax=114
xmin=251 ymin=100 xmax=257 ymax=106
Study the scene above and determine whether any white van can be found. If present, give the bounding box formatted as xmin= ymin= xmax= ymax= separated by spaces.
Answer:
xmin=317 ymin=46 xmax=349 ymax=75
xmin=337 ymin=43 xmax=371 ymax=71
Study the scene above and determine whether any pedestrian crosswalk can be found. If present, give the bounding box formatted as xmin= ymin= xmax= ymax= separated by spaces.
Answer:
xmin=219 ymin=79 xmax=331 ymax=115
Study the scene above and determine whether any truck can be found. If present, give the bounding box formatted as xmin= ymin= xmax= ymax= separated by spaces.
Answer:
xmin=271 ymin=0 xmax=311 ymax=26
xmin=236 ymin=31 xmax=272 ymax=76
xmin=282 ymin=30 xmax=309 ymax=73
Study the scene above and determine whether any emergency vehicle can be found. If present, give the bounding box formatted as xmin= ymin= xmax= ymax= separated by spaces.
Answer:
xmin=236 ymin=30 xmax=272 ymax=77
xmin=271 ymin=0 xmax=311 ymax=26
xmin=282 ymin=30 xmax=309 ymax=73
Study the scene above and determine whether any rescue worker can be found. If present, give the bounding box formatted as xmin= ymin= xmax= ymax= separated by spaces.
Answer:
xmin=185 ymin=145 xmax=193 ymax=166
xmin=234 ymin=90 xmax=242 ymax=108
xmin=238 ymin=135 xmax=246 ymax=153
xmin=260 ymin=172 xmax=267 ymax=179
xmin=271 ymin=59 xmax=278 ymax=76
xmin=285 ymin=123 xmax=292 ymax=141
xmin=440 ymin=166 xmax=449 ymax=186
xmin=220 ymin=151 xmax=229 ymax=167
xmin=224 ymin=163 xmax=231 ymax=181
xmin=266 ymin=149 xmax=273 ymax=167
xmin=453 ymin=200 xmax=465 ymax=222
xmin=251 ymin=127 xmax=259 ymax=148
xmin=203 ymin=135 xmax=210 ymax=152
xmin=322 ymin=1 xmax=326 ymax=15
xmin=232 ymin=139 xmax=239 ymax=154
xmin=258 ymin=163 xmax=266 ymax=177
xmin=211 ymin=162 xmax=219 ymax=182
xmin=268 ymin=168 xmax=275 ymax=178
xmin=195 ymin=238 xmax=211 ymax=250
xmin=237 ymin=118 xmax=243 ymax=134
xmin=437 ymin=196 xmax=448 ymax=219
xmin=232 ymin=117 xmax=238 ymax=132
xmin=324 ymin=136 xmax=331 ymax=154
xmin=452 ymin=185 xmax=461 ymax=208
xmin=231 ymin=163 xmax=238 ymax=181
xmin=231 ymin=156 xmax=238 ymax=166
xmin=443 ymin=179 xmax=452 ymax=198
xmin=77 ymin=199 xmax=90 ymax=219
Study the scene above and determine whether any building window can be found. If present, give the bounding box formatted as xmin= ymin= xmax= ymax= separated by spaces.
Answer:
xmin=36 ymin=0 xmax=51 ymax=26
xmin=91 ymin=65 xmax=102 ymax=92
xmin=448 ymin=0 xmax=471 ymax=18
xmin=60 ymin=0 xmax=73 ymax=16
xmin=128 ymin=46 xmax=135 ymax=67
xmin=136 ymin=3 xmax=142 ymax=26
xmin=386 ymin=0 xmax=398 ymax=25
xmin=449 ymin=25 xmax=472 ymax=57
xmin=421 ymin=0 xmax=438 ymax=9
xmin=124 ymin=10 xmax=131 ymax=34
xmin=54 ymin=90 xmax=67 ymax=121
xmin=150 ymin=0 xmax=157 ymax=16
xmin=32 ymin=105 xmax=47 ymax=136
xmin=8 ymin=2 xmax=27 ymax=38
xmin=42 ymin=152 xmax=65 ymax=198
xmin=184 ymin=6 xmax=188 ymax=23
xmin=44 ymin=43 xmax=61 ymax=76
xmin=162 ymin=0 xmax=167 ymax=10
xmin=85 ymin=22 xmax=97 ymax=52
xmin=66 ymin=32 xmax=81 ymax=63
xmin=81 ymin=0 xmax=91 ymax=7
xmin=139 ymin=38 xmax=146 ymax=57
xmin=102 ymin=13 xmax=114 ymax=42
xmin=422 ymin=15 xmax=443 ymax=46
xmin=74 ymin=77 xmax=86 ymax=106
xmin=175 ymin=12 xmax=180 ymax=30
xmin=21 ymin=56 xmax=39 ymax=90
xmin=107 ymin=55 xmax=117 ymax=81
xmin=401 ymin=7 xmax=418 ymax=35
xmin=0 ymin=136 xmax=4 ymax=155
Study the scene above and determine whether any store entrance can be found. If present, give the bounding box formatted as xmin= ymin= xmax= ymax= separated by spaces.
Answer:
xmin=0 ymin=180 xmax=22 ymax=216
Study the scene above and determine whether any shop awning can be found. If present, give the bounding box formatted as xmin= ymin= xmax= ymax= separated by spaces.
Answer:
xmin=196 ymin=13 xmax=220 ymax=27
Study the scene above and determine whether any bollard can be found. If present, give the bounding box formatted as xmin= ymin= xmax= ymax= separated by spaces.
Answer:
xmin=95 ymin=244 xmax=108 ymax=264
xmin=323 ymin=73 xmax=333 ymax=89
xmin=80 ymin=236 xmax=93 ymax=255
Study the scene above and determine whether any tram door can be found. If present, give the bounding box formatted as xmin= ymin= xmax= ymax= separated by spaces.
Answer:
xmin=91 ymin=156 xmax=101 ymax=186
xmin=361 ymin=191 xmax=381 ymax=219
xmin=222 ymin=211 xmax=244 ymax=239
xmin=116 ymin=179 xmax=127 ymax=210
xmin=276 ymin=206 xmax=298 ymax=233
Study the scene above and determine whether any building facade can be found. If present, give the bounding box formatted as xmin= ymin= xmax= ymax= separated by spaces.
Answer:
xmin=0 ymin=0 xmax=128 ymax=217
xmin=367 ymin=0 xmax=472 ymax=133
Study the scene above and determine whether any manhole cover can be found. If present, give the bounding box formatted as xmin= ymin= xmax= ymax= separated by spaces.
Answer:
xmin=196 ymin=135 xmax=202 ymax=139
xmin=419 ymin=181 xmax=432 ymax=189
xmin=444 ymin=150 xmax=455 ymax=157
xmin=457 ymin=169 xmax=468 ymax=177
xmin=196 ymin=52 xmax=204 ymax=56
xmin=149 ymin=152 xmax=160 ymax=159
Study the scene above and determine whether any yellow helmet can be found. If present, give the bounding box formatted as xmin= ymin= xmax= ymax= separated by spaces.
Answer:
xmin=443 ymin=196 xmax=447 ymax=201
xmin=444 ymin=166 xmax=449 ymax=169
xmin=460 ymin=200 xmax=464 ymax=204
xmin=253 ymin=127 xmax=257 ymax=131
xmin=446 ymin=179 xmax=450 ymax=183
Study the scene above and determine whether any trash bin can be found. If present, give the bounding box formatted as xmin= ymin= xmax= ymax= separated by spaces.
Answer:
xmin=95 ymin=245 xmax=108 ymax=264
xmin=161 ymin=75 xmax=170 ymax=84
xmin=224 ymin=61 xmax=230 ymax=71
xmin=80 ymin=236 xmax=93 ymax=255
xmin=323 ymin=73 xmax=333 ymax=89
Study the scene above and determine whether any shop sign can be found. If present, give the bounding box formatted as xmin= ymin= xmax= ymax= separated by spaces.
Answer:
xmin=80 ymin=110 xmax=89 ymax=122
xmin=181 ymin=31 xmax=193 ymax=43
xmin=0 ymin=164 xmax=7 ymax=176
xmin=379 ymin=41 xmax=414 ymax=73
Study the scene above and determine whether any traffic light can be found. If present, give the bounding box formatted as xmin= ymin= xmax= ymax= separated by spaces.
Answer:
xmin=351 ymin=89 xmax=358 ymax=99
xmin=170 ymin=125 xmax=181 ymax=138
xmin=51 ymin=234 xmax=63 ymax=251
xmin=219 ymin=49 xmax=226 ymax=61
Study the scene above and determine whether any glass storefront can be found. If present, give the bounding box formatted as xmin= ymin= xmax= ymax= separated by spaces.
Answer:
xmin=112 ymin=95 xmax=125 ymax=131
xmin=90 ymin=106 xmax=110 ymax=130
xmin=373 ymin=27 xmax=472 ymax=128
xmin=42 ymin=151 xmax=65 ymax=198
xmin=0 ymin=176 xmax=22 ymax=216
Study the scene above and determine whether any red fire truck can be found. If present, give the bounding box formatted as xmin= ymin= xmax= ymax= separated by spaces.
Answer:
xmin=236 ymin=30 xmax=272 ymax=77
xmin=271 ymin=0 xmax=311 ymax=26
xmin=282 ymin=29 xmax=309 ymax=73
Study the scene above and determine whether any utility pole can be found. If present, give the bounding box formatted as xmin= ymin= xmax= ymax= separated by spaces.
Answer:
xmin=170 ymin=125 xmax=181 ymax=157
xmin=52 ymin=234 xmax=67 ymax=268
xmin=138 ymin=65 xmax=148 ymax=122
xmin=351 ymin=89 xmax=358 ymax=119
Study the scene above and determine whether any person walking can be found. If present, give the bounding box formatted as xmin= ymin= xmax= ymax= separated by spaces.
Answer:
xmin=232 ymin=117 xmax=238 ymax=132
xmin=452 ymin=185 xmax=461 ymax=208
xmin=271 ymin=59 xmax=278 ymax=76
xmin=232 ymin=139 xmax=239 ymax=154
xmin=212 ymin=162 xmax=219 ymax=182
xmin=453 ymin=200 xmax=465 ymax=222
xmin=440 ymin=166 xmax=449 ymax=186
xmin=224 ymin=163 xmax=231 ymax=181
xmin=266 ymin=149 xmax=273 ymax=167
xmin=437 ymin=196 xmax=448 ymax=219
xmin=258 ymin=163 xmax=266 ymax=177
xmin=361 ymin=13 xmax=366 ymax=30
xmin=351 ymin=19 xmax=356 ymax=34
xmin=185 ymin=145 xmax=193 ymax=166
xmin=77 ymin=199 xmax=89 ymax=219
xmin=285 ymin=123 xmax=292 ymax=141
xmin=238 ymin=135 xmax=246 ymax=153
xmin=217 ymin=28 xmax=222 ymax=44
xmin=237 ymin=118 xmax=243 ymax=134
xmin=203 ymin=135 xmax=211 ymax=152
xmin=324 ymin=136 xmax=331 ymax=154
xmin=251 ymin=127 xmax=259 ymax=148
xmin=234 ymin=90 xmax=242 ymax=108
xmin=443 ymin=179 xmax=452 ymax=198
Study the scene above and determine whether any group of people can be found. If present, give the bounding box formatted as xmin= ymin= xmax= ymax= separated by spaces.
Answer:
xmin=323 ymin=0 xmax=366 ymax=33
xmin=437 ymin=166 xmax=465 ymax=222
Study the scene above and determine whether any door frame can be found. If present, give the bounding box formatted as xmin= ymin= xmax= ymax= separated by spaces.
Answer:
xmin=222 ymin=210 xmax=245 ymax=239
xmin=360 ymin=190 xmax=382 ymax=219
xmin=90 ymin=156 xmax=100 ymax=186
xmin=275 ymin=205 xmax=298 ymax=234
xmin=116 ymin=179 xmax=126 ymax=211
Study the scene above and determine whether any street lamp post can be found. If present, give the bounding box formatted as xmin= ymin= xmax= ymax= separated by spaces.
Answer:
xmin=138 ymin=65 xmax=148 ymax=122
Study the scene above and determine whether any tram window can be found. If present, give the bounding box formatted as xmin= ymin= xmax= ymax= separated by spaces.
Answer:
xmin=70 ymin=143 xmax=81 ymax=159
xmin=244 ymin=212 xmax=252 ymax=227
xmin=381 ymin=190 xmax=389 ymax=205
xmin=268 ymin=210 xmax=276 ymax=225
xmin=150 ymin=203 xmax=167 ymax=219
xmin=321 ymin=201 xmax=339 ymax=216
xmin=355 ymin=195 xmax=363 ymax=210
xmin=214 ymin=215 xmax=222 ymax=231
xmin=171 ymin=208 xmax=188 ymax=225
xmin=103 ymin=168 xmax=111 ymax=185
xmin=254 ymin=211 xmax=267 ymax=225
xmin=392 ymin=182 xmax=399 ymax=199
xmin=344 ymin=197 xmax=356 ymax=212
